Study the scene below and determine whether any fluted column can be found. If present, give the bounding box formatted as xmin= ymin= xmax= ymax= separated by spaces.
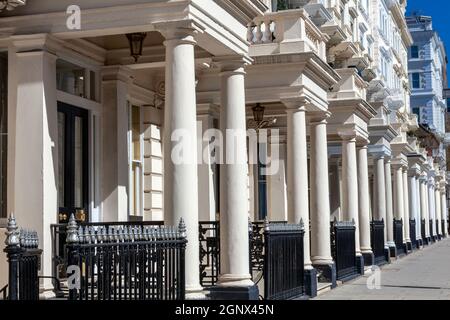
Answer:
xmin=357 ymin=145 xmax=373 ymax=261
xmin=310 ymin=114 xmax=334 ymax=279
xmin=160 ymin=23 xmax=202 ymax=294
xmin=285 ymin=102 xmax=311 ymax=268
xmin=340 ymin=133 xmax=361 ymax=257
xmin=385 ymin=159 xmax=395 ymax=249
xmin=402 ymin=168 xmax=411 ymax=246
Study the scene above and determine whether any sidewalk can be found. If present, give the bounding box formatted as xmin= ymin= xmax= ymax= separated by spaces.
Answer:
xmin=314 ymin=238 xmax=450 ymax=300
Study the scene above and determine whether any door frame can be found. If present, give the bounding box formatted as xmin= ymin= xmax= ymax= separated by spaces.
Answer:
xmin=57 ymin=101 xmax=89 ymax=222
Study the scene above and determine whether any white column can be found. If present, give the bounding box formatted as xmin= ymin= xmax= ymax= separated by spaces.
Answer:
xmin=441 ymin=187 xmax=448 ymax=237
xmin=161 ymin=25 xmax=201 ymax=293
xmin=310 ymin=115 xmax=334 ymax=266
xmin=421 ymin=175 xmax=430 ymax=238
xmin=408 ymin=173 xmax=418 ymax=243
xmin=101 ymin=66 xmax=132 ymax=222
xmin=285 ymin=102 xmax=312 ymax=268
xmin=428 ymin=179 xmax=436 ymax=237
xmin=10 ymin=35 xmax=58 ymax=294
xmin=385 ymin=159 xmax=395 ymax=248
xmin=402 ymin=168 xmax=411 ymax=243
xmin=374 ymin=156 xmax=387 ymax=242
xmin=357 ymin=145 xmax=372 ymax=256
xmin=435 ymin=184 xmax=442 ymax=236
xmin=415 ymin=174 xmax=422 ymax=242
xmin=340 ymin=134 xmax=361 ymax=256
xmin=393 ymin=165 xmax=404 ymax=222
xmin=216 ymin=56 xmax=253 ymax=288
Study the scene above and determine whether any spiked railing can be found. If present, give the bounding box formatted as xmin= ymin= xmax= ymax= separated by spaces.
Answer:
xmin=66 ymin=215 xmax=186 ymax=300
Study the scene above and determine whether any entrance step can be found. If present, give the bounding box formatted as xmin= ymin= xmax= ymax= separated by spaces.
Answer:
xmin=317 ymin=282 xmax=332 ymax=296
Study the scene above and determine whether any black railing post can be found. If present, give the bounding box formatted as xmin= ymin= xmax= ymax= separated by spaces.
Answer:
xmin=4 ymin=214 xmax=21 ymax=301
xmin=178 ymin=218 xmax=187 ymax=300
xmin=66 ymin=215 xmax=80 ymax=300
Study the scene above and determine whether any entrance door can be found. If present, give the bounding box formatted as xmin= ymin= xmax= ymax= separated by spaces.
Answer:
xmin=58 ymin=102 xmax=89 ymax=223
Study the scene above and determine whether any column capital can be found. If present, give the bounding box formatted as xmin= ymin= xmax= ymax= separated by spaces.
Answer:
xmin=307 ymin=111 xmax=331 ymax=124
xmin=281 ymin=97 xmax=311 ymax=111
xmin=155 ymin=19 xmax=204 ymax=44
xmin=337 ymin=126 xmax=357 ymax=142
xmin=11 ymin=33 xmax=58 ymax=54
xmin=213 ymin=54 xmax=252 ymax=74
xmin=101 ymin=65 xmax=133 ymax=83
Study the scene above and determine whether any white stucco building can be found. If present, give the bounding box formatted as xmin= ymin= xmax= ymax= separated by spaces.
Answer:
xmin=0 ymin=0 xmax=447 ymax=300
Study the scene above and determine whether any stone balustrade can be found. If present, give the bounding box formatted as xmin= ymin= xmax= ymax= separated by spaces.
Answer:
xmin=247 ymin=9 xmax=327 ymax=61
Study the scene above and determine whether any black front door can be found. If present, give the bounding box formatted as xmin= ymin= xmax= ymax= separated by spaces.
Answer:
xmin=58 ymin=102 xmax=89 ymax=223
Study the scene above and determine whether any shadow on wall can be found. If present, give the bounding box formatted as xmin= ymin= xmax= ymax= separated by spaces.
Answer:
xmin=0 ymin=229 xmax=6 ymax=289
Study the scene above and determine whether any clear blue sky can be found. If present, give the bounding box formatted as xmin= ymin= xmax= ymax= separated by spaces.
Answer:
xmin=406 ymin=0 xmax=450 ymax=57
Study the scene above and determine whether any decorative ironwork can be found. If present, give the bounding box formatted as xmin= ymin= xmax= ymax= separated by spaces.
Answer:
xmin=199 ymin=221 xmax=220 ymax=287
xmin=263 ymin=220 xmax=305 ymax=300
xmin=410 ymin=219 xmax=417 ymax=249
xmin=394 ymin=218 xmax=405 ymax=254
xmin=331 ymin=219 xmax=357 ymax=280
xmin=51 ymin=220 xmax=164 ymax=281
xmin=370 ymin=219 xmax=386 ymax=265
xmin=249 ymin=221 xmax=266 ymax=273
xmin=66 ymin=215 xmax=186 ymax=301
xmin=4 ymin=214 xmax=42 ymax=300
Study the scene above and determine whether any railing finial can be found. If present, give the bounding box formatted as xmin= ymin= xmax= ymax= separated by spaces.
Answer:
xmin=5 ymin=212 xmax=20 ymax=247
xmin=66 ymin=214 xmax=79 ymax=244
xmin=178 ymin=218 xmax=186 ymax=239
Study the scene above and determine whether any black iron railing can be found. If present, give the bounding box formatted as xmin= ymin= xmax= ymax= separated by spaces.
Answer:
xmin=51 ymin=220 xmax=164 ymax=281
xmin=394 ymin=219 xmax=404 ymax=254
xmin=370 ymin=219 xmax=386 ymax=265
xmin=4 ymin=216 xmax=42 ymax=301
xmin=421 ymin=219 xmax=426 ymax=242
xmin=249 ymin=221 xmax=266 ymax=274
xmin=199 ymin=221 xmax=220 ymax=287
xmin=410 ymin=219 xmax=417 ymax=249
xmin=264 ymin=222 xmax=304 ymax=300
xmin=430 ymin=220 xmax=435 ymax=242
xmin=436 ymin=220 xmax=440 ymax=239
xmin=442 ymin=220 xmax=446 ymax=238
xmin=66 ymin=216 xmax=186 ymax=301
xmin=331 ymin=220 xmax=357 ymax=280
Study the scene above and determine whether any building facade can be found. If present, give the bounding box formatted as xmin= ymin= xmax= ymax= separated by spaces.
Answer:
xmin=0 ymin=0 xmax=448 ymax=300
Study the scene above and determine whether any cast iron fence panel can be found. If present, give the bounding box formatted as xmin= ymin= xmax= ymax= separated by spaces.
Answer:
xmin=51 ymin=220 xmax=164 ymax=281
xmin=394 ymin=219 xmax=404 ymax=254
xmin=410 ymin=219 xmax=417 ymax=249
xmin=199 ymin=221 xmax=220 ymax=287
xmin=436 ymin=220 xmax=440 ymax=238
xmin=331 ymin=220 xmax=357 ymax=280
xmin=66 ymin=215 xmax=186 ymax=301
xmin=421 ymin=219 xmax=426 ymax=242
xmin=264 ymin=221 xmax=305 ymax=300
xmin=4 ymin=215 xmax=42 ymax=300
xmin=430 ymin=220 xmax=435 ymax=241
xmin=442 ymin=221 xmax=446 ymax=238
xmin=370 ymin=219 xmax=386 ymax=265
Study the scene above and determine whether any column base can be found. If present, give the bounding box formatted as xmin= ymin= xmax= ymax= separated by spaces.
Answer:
xmin=363 ymin=252 xmax=374 ymax=267
xmin=423 ymin=237 xmax=430 ymax=246
xmin=356 ymin=255 xmax=364 ymax=275
xmin=208 ymin=285 xmax=259 ymax=300
xmin=304 ymin=268 xmax=317 ymax=298
xmin=314 ymin=263 xmax=337 ymax=289
xmin=417 ymin=239 xmax=423 ymax=248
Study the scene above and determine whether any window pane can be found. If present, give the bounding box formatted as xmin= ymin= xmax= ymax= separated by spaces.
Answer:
xmin=56 ymin=60 xmax=86 ymax=98
xmin=58 ymin=112 xmax=65 ymax=208
xmin=74 ymin=116 xmax=84 ymax=208
xmin=0 ymin=52 xmax=7 ymax=219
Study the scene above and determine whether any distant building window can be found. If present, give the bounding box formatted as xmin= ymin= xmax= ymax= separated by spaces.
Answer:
xmin=411 ymin=46 xmax=419 ymax=59
xmin=411 ymin=73 xmax=421 ymax=89
xmin=412 ymin=107 xmax=420 ymax=121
